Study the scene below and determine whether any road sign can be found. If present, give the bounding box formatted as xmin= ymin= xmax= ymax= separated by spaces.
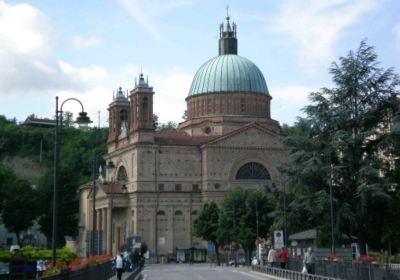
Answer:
xmin=274 ymin=230 xmax=284 ymax=249
xmin=207 ymin=243 xmax=216 ymax=253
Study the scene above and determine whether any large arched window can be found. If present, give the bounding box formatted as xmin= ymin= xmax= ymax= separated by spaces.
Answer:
xmin=235 ymin=162 xmax=270 ymax=180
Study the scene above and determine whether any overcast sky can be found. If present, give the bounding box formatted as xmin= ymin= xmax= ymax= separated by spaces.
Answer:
xmin=0 ymin=0 xmax=399 ymax=127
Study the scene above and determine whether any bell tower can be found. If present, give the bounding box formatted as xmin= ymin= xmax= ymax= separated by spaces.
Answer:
xmin=129 ymin=73 xmax=155 ymax=132
xmin=107 ymin=87 xmax=130 ymax=144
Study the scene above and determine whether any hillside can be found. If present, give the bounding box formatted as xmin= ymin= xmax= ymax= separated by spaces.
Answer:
xmin=0 ymin=115 xmax=108 ymax=246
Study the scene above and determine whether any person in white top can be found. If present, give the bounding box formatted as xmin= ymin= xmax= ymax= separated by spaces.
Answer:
xmin=115 ymin=253 xmax=124 ymax=280
xmin=267 ymin=246 xmax=277 ymax=267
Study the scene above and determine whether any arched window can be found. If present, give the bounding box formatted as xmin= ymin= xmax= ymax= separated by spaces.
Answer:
xmin=117 ymin=166 xmax=128 ymax=184
xmin=142 ymin=97 xmax=148 ymax=121
xmin=157 ymin=210 xmax=166 ymax=216
xmin=120 ymin=109 xmax=128 ymax=122
xmin=235 ymin=162 xmax=270 ymax=180
xmin=174 ymin=210 xmax=183 ymax=216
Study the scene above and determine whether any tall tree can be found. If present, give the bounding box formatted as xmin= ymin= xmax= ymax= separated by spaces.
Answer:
xmin=0 ymin=163 xmax=16 ymax=215
xmin=218 ymin=186 xmax=274 ymax=264
xmin=2 ymin=178 xmax=38 ymax=245
xmin=0 ymin=163 xmax=38 ymax=245
xmin=193 ymin=201 xmax=221 ymax=265
xmin=280 ymin=41 xmax=400 ymax=251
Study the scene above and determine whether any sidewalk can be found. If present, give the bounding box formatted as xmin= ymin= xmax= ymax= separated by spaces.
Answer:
xmin=108 ymin=269 xmax=141 ymax=280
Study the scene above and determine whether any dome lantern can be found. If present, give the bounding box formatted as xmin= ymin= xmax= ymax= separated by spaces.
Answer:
xmin=219 ymin=5 xmax=237 ymax=55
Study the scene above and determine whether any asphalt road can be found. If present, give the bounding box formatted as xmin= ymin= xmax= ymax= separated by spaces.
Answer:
xmin=141 ymin=264 xmax=275 ymax=280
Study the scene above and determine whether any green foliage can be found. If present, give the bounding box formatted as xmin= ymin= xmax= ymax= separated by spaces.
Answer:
xmin=0 ymin=246 xmax=76 ymax=262
xmin=157 ymin=121 xmax=178 ymax=131
xmin=391 ymin=254 xmax=400 ymax=263
xmin=1 ymin=176 xmax=38 ymax=245
xmin=57 ymin=247 xmax=78 ymax=263
xmin=280 ymin=41 xmax=400 ymax=251
xmin=36 ymin=127 xmax=108 ymax=245
xmin=0 ymin=250 xmax=11 ymax=261
xmin=193 ymin=201 xmax=220 ymax=244
xmin=193 ymin=201 xmax=221 ymax=265
xmin=153 ymin=113 xmax=178 ymax=131
xmin=0 ymin=163 xmax=17 ymax=214
xmin=218 ymin=186 xmax=274 ymax=252
xmin=0 ymin=115 xmax=108 ymax=247
xmin=0 ymin=115 xmax=54 ymax=162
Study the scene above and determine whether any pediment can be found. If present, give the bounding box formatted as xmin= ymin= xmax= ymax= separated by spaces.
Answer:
xmin=205 ymin=123 xmax=284 ymax=149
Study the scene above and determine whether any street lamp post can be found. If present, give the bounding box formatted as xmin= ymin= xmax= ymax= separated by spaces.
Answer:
xmin=326 ymin=152 xmax=335 ymax=255
xmin=282 ymin=181 xmax=287 ymax=247
xmin=52 ymin=96 xmax=92 ymax=264
xmin=91 ymin=151 xmax=107 ymax=256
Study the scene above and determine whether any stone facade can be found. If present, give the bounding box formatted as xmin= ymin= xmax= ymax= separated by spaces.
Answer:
xmin=78 ymin=16 xmax=287 ymax=260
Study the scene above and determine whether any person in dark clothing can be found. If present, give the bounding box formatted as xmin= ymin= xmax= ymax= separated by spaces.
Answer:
xmin=132 ymin=249 xmax=140 ymax=269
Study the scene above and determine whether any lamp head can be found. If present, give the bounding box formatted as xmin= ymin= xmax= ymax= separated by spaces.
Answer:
xmin=75 ymin=112 xmax=92 ymax=129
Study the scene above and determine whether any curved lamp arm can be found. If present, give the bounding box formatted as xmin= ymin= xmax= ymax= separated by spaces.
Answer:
xmin=60 ymin=97 xmax=85 ymax=112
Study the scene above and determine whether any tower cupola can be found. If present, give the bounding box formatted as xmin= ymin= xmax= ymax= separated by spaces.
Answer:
xmin=218 ymin=6 xmax=237 ymax=55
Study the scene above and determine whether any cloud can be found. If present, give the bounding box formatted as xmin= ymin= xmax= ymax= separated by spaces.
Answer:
xmin=117 ymin=0 xmax=193 ymax=39
xmin=151 ymin=67 xmax=193 ymax=124
xmin=49 ymin=64 xmax=193 ymax=128
xmin=109 ymin=64 xmax=193 ymax=125
xmin=71 ymin=35 xmax=102 ymax=50
xmin=270 ymin=0 xmax=377 ymax=73
xmin=0 ymin=1 xmax=50 ymax=55
xmin=0 ymin=0 xmax=192 ymax=127
xmin=0 ymin=1 xmax=107 ymax=94
xmin=270 ymin=85 xmax=316 ymax=125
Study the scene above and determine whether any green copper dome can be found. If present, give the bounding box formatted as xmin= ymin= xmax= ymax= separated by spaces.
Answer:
xmin=188 ymin=54 xmax=269 ymax=96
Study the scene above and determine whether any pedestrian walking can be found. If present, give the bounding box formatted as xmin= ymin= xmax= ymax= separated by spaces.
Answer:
xmin=303 ymin=247 xmax=316 ymax=274
xmin=115 ymin=252 xmax=124 ymax=280
xmin=267 ymin=246 xmax=277 ymax=267
xmin=279 ymin=247 xmax=287 ymax=269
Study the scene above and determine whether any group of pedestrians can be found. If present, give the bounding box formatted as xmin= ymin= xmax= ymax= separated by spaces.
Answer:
xmin=266 ymin=246 xmax=316 ymax=275
xmin=267 ymin=246 xmax=288 ymax=268
xmin=114 ymin=249 xmax=142 ymax=280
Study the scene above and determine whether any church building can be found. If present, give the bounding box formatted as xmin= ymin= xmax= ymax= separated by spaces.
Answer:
xmin=78 ymin=14 xmax=287 ymax=260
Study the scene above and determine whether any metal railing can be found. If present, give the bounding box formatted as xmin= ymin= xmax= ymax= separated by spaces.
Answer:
xmin=253 ymin=265 xmax=341 ymax=280
xmin=287 ymin=258 xmax=400 ymax=280
xmin=253 ymin=259 xmax=400 ymax=280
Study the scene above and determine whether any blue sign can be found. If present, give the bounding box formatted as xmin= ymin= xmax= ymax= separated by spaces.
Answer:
xmin=208 ymin=243 xmax=216 ymax=253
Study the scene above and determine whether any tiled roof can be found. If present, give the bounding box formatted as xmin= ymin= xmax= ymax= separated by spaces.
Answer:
xmin=154 ymin=131 xmax=218 ymax=146
xmin=289 ymin=229 xmax=317 ymax=240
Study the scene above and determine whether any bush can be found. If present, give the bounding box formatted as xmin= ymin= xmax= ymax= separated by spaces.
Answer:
xmin=0 ymin=246 xmax=76 ymax=262
xmin=391 ymin=254 xmax=400 ymax=263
